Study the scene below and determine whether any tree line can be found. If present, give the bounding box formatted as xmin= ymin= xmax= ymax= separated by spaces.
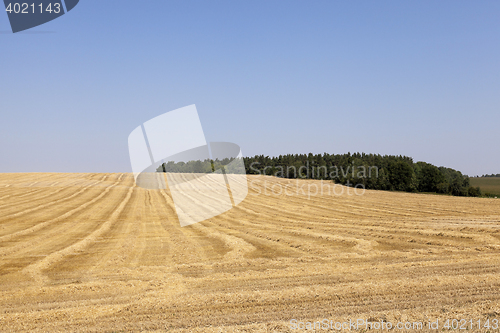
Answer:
xmin=156 ymin=152 xmax=483 ymax=197
xmin=243 ymin=153 xmax=482 ymax=197
xmin=156 ymin=158 xmax=244 ymax=174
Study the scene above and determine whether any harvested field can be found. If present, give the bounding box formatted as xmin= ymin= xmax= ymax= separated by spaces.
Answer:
xmin=0 ymin=173 xmax=500 ymax=332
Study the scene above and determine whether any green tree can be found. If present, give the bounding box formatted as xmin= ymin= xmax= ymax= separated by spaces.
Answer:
xmin=387 ymin=160 xmax=414 ymax=192
xmin=416 ymin=162 xmax=446 ymax=192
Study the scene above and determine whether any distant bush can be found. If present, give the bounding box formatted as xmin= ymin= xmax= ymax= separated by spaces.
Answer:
xmin=468 ymin=186 xmax=482 ymax=197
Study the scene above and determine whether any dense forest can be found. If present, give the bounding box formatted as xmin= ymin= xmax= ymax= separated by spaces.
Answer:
xmin=481 ymin=174 xmax=500 ymax=177
xmin=157 ymin=152 xmax=483 ymax=197
xmin=243 ymin=153 xmax=481 ymax=197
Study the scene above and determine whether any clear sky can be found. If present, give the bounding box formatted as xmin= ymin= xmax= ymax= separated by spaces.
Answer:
xmin=1 ymin=1 xmax=499 ymax=176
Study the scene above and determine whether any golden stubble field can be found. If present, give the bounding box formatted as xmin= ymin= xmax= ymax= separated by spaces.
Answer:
xmin=0 ymin=173 xmax=499 ymax=332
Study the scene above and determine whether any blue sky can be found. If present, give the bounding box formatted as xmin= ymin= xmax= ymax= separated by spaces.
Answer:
xmin=1 ymin=1 xmax=499 ymax=175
